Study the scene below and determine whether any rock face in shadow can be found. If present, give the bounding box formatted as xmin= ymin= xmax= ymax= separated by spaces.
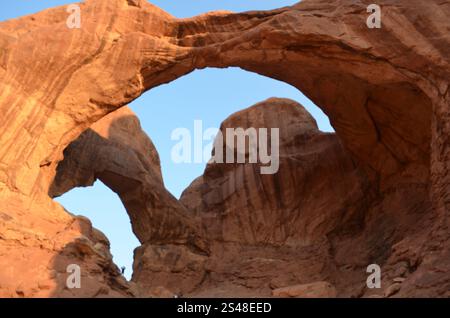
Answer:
xmin=135 ymin=98 xmax=372 ymax=297
xmin=49 ymin=106 xmax=202 ymax=247
xmin=0 ymin=0 xmax=448 ymax=297
xmin=180 ymin=98 xmax=370 ymax=245
xmin=133 ymin=98 xmax=437 ymax=298
xmin=48 ymin=106 xmax=208 ymax=297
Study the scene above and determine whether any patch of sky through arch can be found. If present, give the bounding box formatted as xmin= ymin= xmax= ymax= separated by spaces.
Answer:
xmin=130 ymin=67 xmax=333 ymax=199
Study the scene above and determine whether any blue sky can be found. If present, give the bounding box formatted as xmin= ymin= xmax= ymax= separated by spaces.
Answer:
xmin=2 ymin=1 xmax=334 ymax=280
xmin=0 ymin=1 xmax=301 ymax=21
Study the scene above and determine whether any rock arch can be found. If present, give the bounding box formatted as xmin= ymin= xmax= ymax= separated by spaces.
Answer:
xmin=0 ymin=0 xmax=448 ymax=297
xmin=49 ymin=106 xmax=200 ymax=246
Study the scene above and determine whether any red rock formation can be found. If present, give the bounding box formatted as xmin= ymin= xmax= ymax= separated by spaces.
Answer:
xmin=49 ymin=106 xmax=208 ymax=297
xmin=180 ymin=98 xmax=370 ymax=246
xmin=171 ymin=98 xmax=436 ymax=297
xmin=49 ymin=106 xmax=202 ymax=247
xmin=0 ymin=192 xmax=135 ymax=297
xmin=0 ymin=0 xmax=448 ymax=297
xmin=272 ymin=282 xmax=337 ymax=298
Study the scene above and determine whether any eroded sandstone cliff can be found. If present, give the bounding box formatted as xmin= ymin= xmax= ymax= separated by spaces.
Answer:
xmin=0 ymin=0 xmax=448 ymax=297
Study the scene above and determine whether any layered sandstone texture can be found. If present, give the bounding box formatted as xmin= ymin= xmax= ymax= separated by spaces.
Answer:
xmin=49 ymin=106 xmax=201 ymax=247
xmin=0 ymin=0 xmax=449 ymax=297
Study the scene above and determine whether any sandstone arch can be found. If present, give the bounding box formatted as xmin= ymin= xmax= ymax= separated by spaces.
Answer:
xmin=0 ymin=0 xmax=448 ymax=297
xmin=49 ymin=106 xmax=200 ymax=246
xmin=0 ymin=0 xmax=443 ymax=197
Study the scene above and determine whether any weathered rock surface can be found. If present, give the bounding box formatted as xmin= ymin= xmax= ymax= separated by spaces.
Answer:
xmin=172 ymin=98 xmax=437 ymax=297
xmin=272 ymin=281 xmax=337 ymax=298
xmin=49 ymin=106 xmax=202 ymax=247
xmin=180 ymin=98 xmax=370 ymax=246
xmin=0 ymin=0 xmax=448 ymax=297
xmin=0 ymin=192 xmax=135 ymax=297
